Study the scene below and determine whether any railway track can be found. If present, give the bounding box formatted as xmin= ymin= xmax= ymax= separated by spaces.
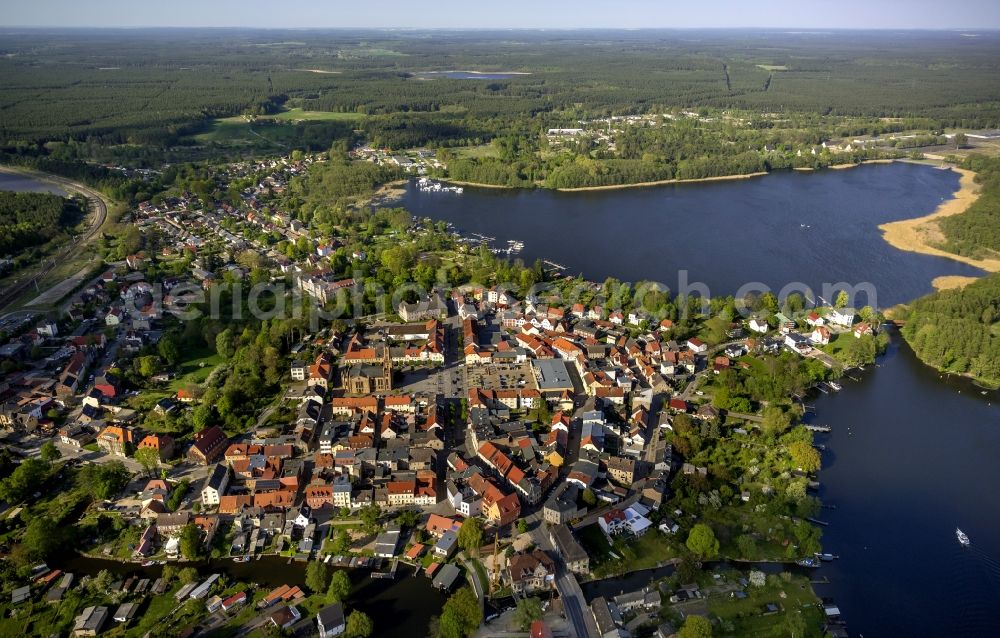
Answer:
xmin=0 ymin=168 xmax=110 ymax=312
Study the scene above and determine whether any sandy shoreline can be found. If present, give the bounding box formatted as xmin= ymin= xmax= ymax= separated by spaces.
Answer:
xmin=930 ymin=275 xmax=982 ymax=291
xmin=878 ymin=166 xmax=1000 ymax=274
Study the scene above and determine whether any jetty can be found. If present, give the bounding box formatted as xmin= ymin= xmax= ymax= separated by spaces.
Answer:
xmin=371 ymin=558 xmax=399 ymax=580
xmin=542 ymin=259 xmax=567 ymax=271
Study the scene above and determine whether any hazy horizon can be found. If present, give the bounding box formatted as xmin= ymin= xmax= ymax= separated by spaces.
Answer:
xmin=3 ymin=0 xmax=1000 ymax=30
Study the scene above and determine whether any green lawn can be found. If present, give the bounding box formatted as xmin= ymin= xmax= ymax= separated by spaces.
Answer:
xmin=191 ymin=118 xmax=298 ymax=147
xmin=271 ymin=108 xmax=366 ymax=122
xmin=578 ymin=525 xmax=682 ymax=578
xmin=453 ymin=144 xmax=498 ymax=159
xmin=192 ymin=116 xmax=258 ymax=143
xmin=169 ymin=348 xmax=224 ymax=391
xmin=708 ymin=573 xmax=824 ymax=638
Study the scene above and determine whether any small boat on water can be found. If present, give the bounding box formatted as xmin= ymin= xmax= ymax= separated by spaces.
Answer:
xmin=796 ymin=557 xmax=820 ymax=568
xmin=815 ymin=553 xmax=839 ymax=562
xmin=957 ymin=528 xmax=971 ymax=547
xmin=232 ymin=555 xmax=249 ymax=563
xmin=828 ymin=381 xmax=842 ymax=391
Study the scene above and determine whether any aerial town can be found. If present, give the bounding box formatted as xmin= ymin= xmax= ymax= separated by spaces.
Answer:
xmin=0 ymin=150 xmax=887 ymax=638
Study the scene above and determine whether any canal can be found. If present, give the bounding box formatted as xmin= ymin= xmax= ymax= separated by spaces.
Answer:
xmin=56 ymin=554 xmax=451 ymax=638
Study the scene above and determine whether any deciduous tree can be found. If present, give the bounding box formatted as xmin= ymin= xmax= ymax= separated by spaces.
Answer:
xmin=685 ymin=523 xmax=719 ymax=560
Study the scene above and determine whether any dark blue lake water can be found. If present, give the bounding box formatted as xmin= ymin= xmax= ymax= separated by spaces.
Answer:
xmin=400 ymin=163 xmax=984 ymax=307
xmin=811 ymin=334 xmax=1000 ymax=637
xmin=0 ymin=171 xmax=67 ymax=195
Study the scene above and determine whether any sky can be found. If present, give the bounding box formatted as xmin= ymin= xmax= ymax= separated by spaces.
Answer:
xmin=2 ymin=0 xmax=999 ymax=29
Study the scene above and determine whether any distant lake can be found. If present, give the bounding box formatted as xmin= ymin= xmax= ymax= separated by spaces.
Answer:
xmin=0 ymin=170 xmax=67 ymax=195
xmin=413 ymin=71 xmax=529 ymax=80
xmin=399 ymin=163 xmax=983 ymax=306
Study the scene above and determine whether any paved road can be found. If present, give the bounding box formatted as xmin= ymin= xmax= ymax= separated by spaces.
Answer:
xmin=530 ymin=527 xmax=599 ymax=638
xmin=0 ymin=165 xmax=111 ymax=312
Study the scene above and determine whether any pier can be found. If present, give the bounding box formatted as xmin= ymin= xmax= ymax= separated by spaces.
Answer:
xmin=804 ymin=424 xmax=832 ymax=432
xmin=371 ymin=558 xmax=399 ymax=580
xmin=542 ymin=259 xmax=567 ymax=271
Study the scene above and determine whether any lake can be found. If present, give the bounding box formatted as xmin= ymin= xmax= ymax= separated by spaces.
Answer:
xmin=399 ymin=163 xmax=983 ymax=306
xmin=0 ymin=170 xmax=67 ymax=195
xmin=398 ymin=164 xmax=1000 ymax=635
xmin=811 ymin=332 xmax=1000 ymax=637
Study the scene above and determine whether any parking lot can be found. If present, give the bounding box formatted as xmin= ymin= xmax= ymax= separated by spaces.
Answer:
xmin=466 ymin=361 xmax=537 ymax=393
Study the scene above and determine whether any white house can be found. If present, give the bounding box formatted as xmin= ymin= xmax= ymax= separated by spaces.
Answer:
xmin=316 ymin=602 xmax=346 ymax=638
xmin=809 ymin=326 xmax=831 ymax=346
xmin=686 ymin=338 xmax=708 ymax=353
xmin=828 ymin=307 xmax=856 ymax=327
xmin=105 ymin=308 xmax=125 ymax=326
xmin=201 ymin=464 xmax=230 ymax=506
xmin=749 ymin=317 xmax=769 ymax=334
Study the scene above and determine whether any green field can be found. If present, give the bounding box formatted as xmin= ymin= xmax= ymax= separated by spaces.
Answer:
xmin=169 ymin=348 xmax=224 ymax=391
xmin=192 ymin=116 xmax=265 ymax=144
xmin=271 ymin=108 xmax=366 ymax=122
xmin=708 ymin=573 xmax=824 ymax=638
xmin=453 ymin=144 xmax=498 ymax=159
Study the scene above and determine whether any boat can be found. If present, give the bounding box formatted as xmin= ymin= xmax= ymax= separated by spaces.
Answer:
xmin=815 ymin=553 xmax=839 ymax=561
xmin=232 ymin=555 xmax=249 ymax=563
xmin=416 ymin=177 xmax=463 ymax=194
xmin=957 ymin=528 xmax=971 ymax=546
xmin=141 ymin=560 xmax=155 ymax=567
xmin=796 ymin=557 xmax=820 ymax=568
xmin=828 ymin=381 xmax=842 ymax=391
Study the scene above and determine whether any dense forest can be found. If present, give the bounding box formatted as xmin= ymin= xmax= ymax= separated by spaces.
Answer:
xmin=937 ymin=155 xmax=1000 ymax=258
xmin=2 ymin=29 xmax=1000 ymax=152
xmin=900 ymin=274 xmax=1000 ymax=385
xmin=0 ymin=190 xmax=81 ymax=257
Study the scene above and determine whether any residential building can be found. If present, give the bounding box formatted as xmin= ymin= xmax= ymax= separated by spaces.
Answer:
xmin=316 ymin=602 xmax=346 ymax=638
xmin=97 ymin=425 xmax=136 ymax=457
xmin=549 ymin=524 xmax=589 ymax=574
xmin=188 ymin=426 xmax=229 ymax=465
xmin=201 ymin=464 xmax=230 ymax=507
xmin=506 ymin=549 xmax=555 ymax=594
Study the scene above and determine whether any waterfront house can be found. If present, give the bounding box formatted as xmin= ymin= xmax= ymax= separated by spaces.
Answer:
xmin=853 ymin=322 xmax=874 ymax=337
xmin=73 ymin=606 xmax=109 ymax=637
xmin=434 ymin=530 xmax=459 ymax=558
xmin=828 ymin=307 xmax=856 ymax=327
xmin=317 ymin=602 xmax=346 ymax=637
